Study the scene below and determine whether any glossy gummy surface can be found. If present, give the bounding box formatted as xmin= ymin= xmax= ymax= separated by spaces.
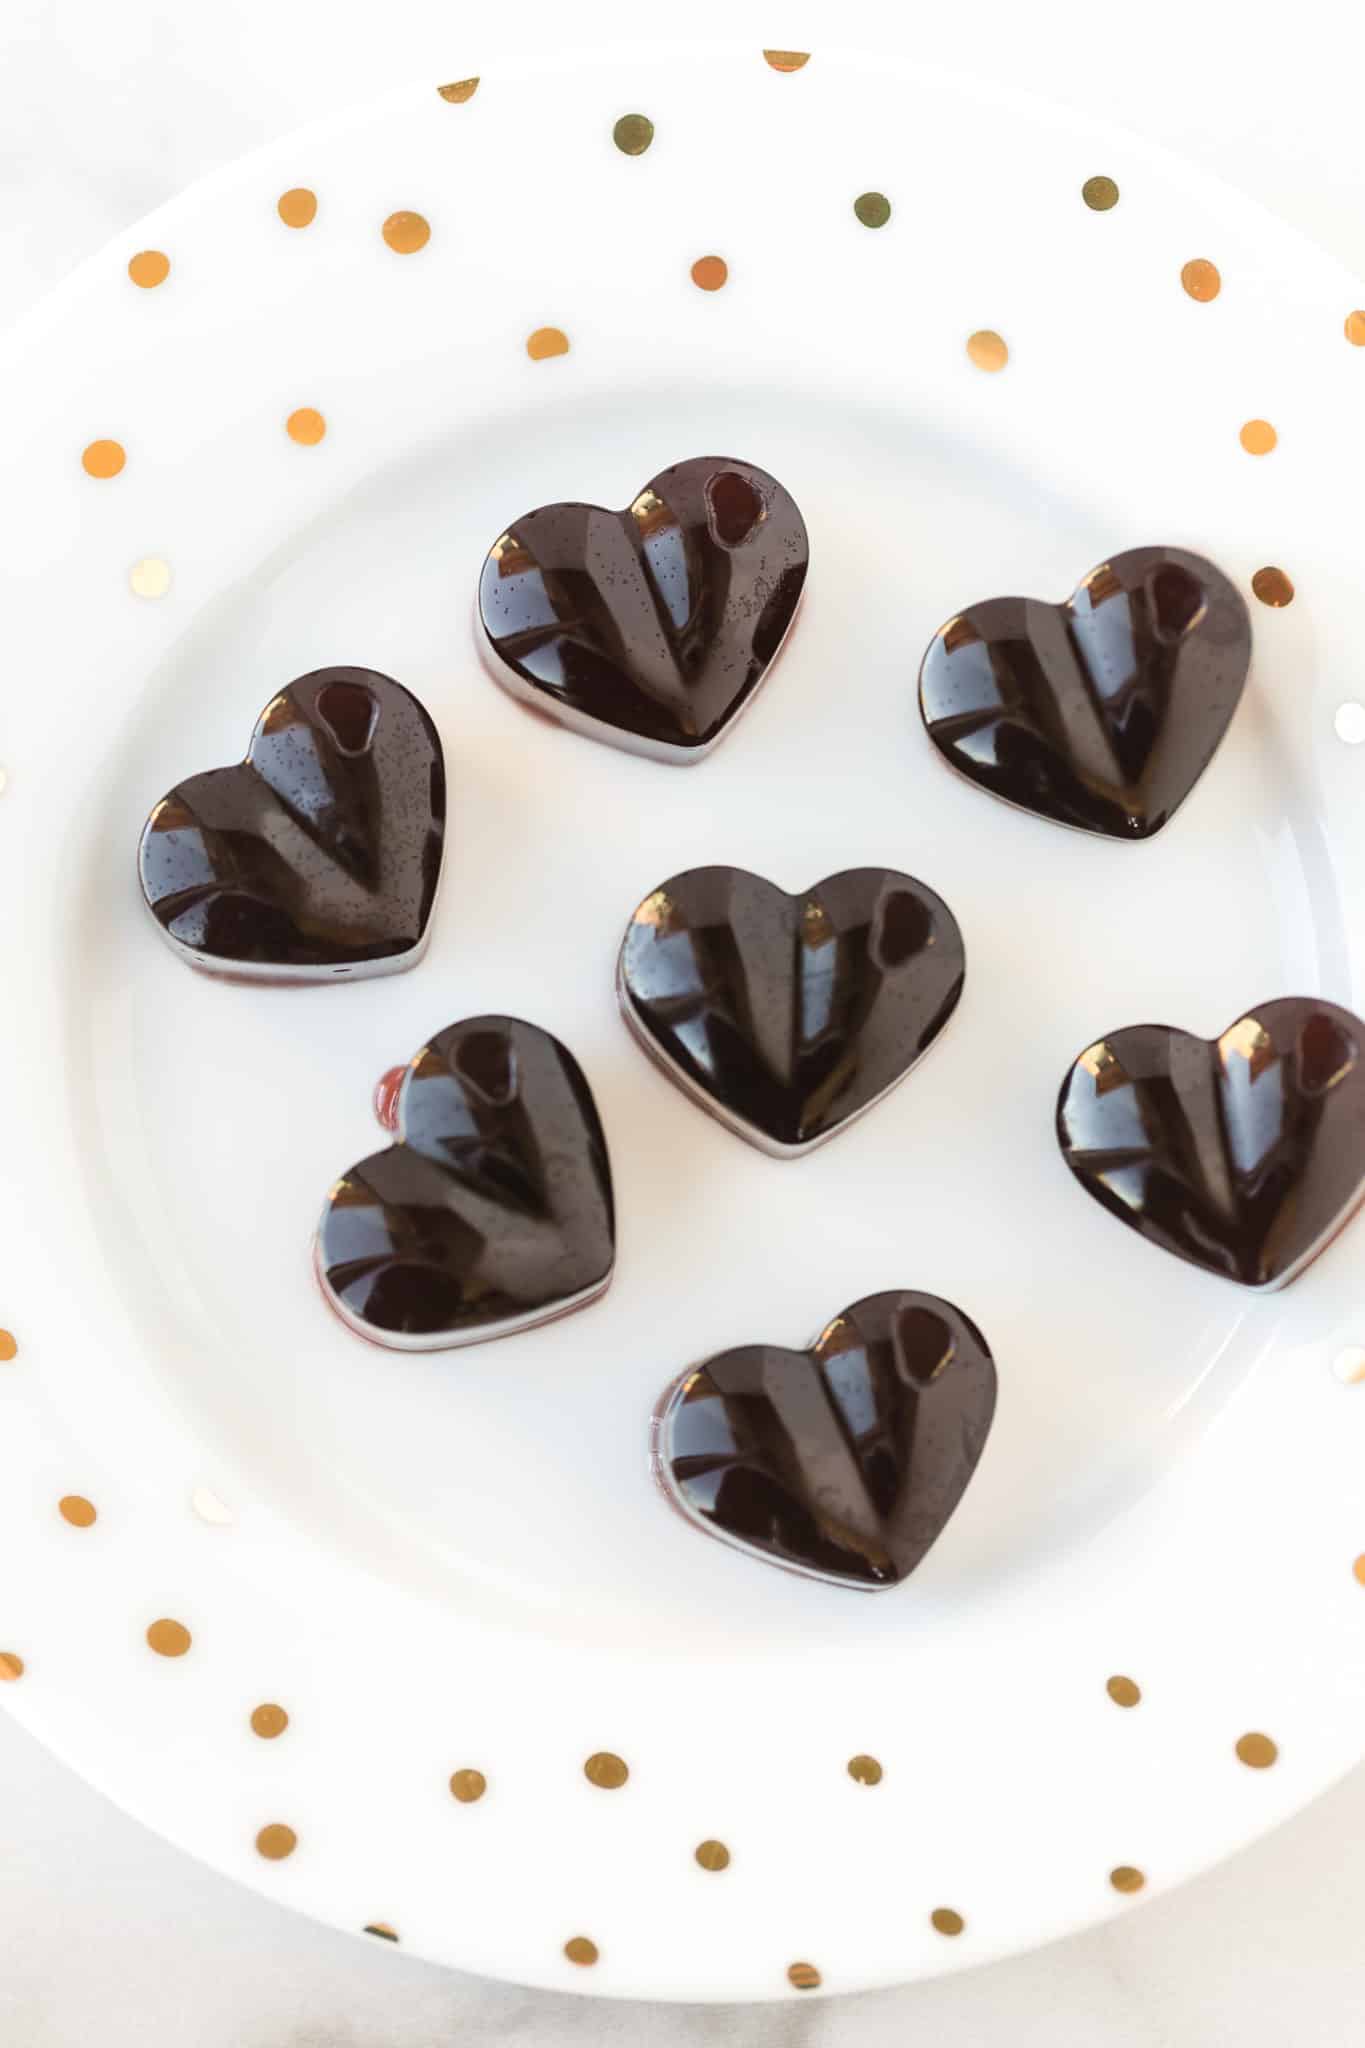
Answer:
xmin=138 ymin=667 xmax=445 ymax=978
xmin=477 ymin=456 xmax=808 ymax=760
xmin=918 ymin=546 xmax=1251 ymax=838
xmin=1057 ymin=997 xmax=1365 ymax=1288
xmin=618 ymin=866 xmax=965 ymax=1153
xmin=655 ymin=1291 xmax=998 ymax=1589
xmin=316 ymin=1016 xmax=615 ymax=1349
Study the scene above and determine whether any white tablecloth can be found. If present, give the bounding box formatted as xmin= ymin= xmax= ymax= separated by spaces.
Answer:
xmin=3 ymin=1 xmax=1361 ymax=2038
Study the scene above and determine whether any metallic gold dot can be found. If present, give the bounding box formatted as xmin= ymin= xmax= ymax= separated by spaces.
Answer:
xmin=251 ymin=1703 xmax=289 ymax=1739
xmin=82 ymin=439 xmax=125 ymax=479
xmin=695 ymin=1839 xmax=730 ymax=1871
xmin=0 ymin=1330 xmax=17 ymax=1361
xmin=691 ymin=255 xmax=728 ymax=291
xmin=277 ymin=188 xmax=317 ymax=229
xmin=1240 ymin=419 xmax=1277 ymax=455
xmin=365 ymin=1922 xmax=399 ymax=1940
xmin=847 ymin=1753 xmax=883 ymax=1785
xmin=612 ymin=113 xmax=654 ymax=156
xmin=764 ymin=50 xmax=810 ymax=71
xmin=436 ymin=78 xmax=479 ymax=103
xmin=931 ymin=1908 xmax=965 ymax=1936
xmin=146 ymin=1618 xmax=191 ymax=1658
xmin=1252 ymin=566 xmax=1294 ymax=607
xmin=1107 ymin=1675 xmax=1141 ymax=1708
xmin=450 ymin=1768 xmax=487 ymax=1803
xmin=286 ymin=408 xmax=326 ymax=446
xmin=584 ymin=1751 xmax=628 ymax=1789
xmin=1082 ymin=175 xmax=1119 ymax=211
xmin=0 ymin=1653 xmax=23 ymax=1681
xmin=129 ymin=556 xmax=171 ymax=599
xmin=255 ymin=1823 xmax=297 ymax=1860
xmin=967 ymin=329 xmax=1008 ymax=372
xmin=526 ymin=327 xmax=570 ymax=360
xmin=128 ymin=250 xmax=170 ymax=288
xmin=1345 ymin=310 xmax=1365 ymax=345
xmin=1181 ymin=258 xmax=1221 ymax=302
xmin=59 ymin=1495 xmax=96 ymax=1528
xmin=788 ymin=1962 xmax=821 ymax=1990
xmin=1236 ymin=1731 xmax=1278 ymax=1769
xmin=382 ymin=210 xmax=430 ymax=255
xmin=1110 ymin=1865 xmax=1145 ymax=1893
xmin=854 ymin=191 xmax=891 ymax=229
xmin=1354 ymin=1555 xmax=1365 ymax=1585
xmin=564 ymin=1936 xmax=598 ymax=1967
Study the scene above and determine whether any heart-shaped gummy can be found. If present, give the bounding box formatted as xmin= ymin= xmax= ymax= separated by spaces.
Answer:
xmin=918 ymin=546 xmax=1251 ymax=839
xmin=1057 ymin=997 xmax=1365 ymax=1289
xmin=617 ymin=866 xmax=965 ymax=1155
xmin=653 ymin=1291 xmax=997 ymax=1589
xmin=138 ymin=667 xmax=445 ymax=981
xmin=477 ymin=456 xmax=809 ymax=761
xmin=315 ymin=1015 xmax=615 ymax=1350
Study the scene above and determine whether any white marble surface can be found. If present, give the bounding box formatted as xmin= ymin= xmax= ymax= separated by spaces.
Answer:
xmin=3 ymin=0 xmax=1363 ymax=2039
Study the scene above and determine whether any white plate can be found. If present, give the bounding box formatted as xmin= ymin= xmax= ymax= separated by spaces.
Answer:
xmin=2 ymin=38 xmax=1364 ymax=2005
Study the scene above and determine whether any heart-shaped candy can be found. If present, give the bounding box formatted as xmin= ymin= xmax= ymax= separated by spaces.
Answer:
xmin=653 ymin=1291 xmax=998 ymax=1589
xmin=316 ymin=1016 xmax=615 ymax=1349
xmin=1057 ymin=997 xmax=1365 ymax=1288
xmin=617 ymin=865 xmax=965 ymax=1154
xmin=918 ymin=546 xmax=1251 ymax=838
xmin=138 ymin=667 xmax=445 ymax=981
xmin=477 ymin=457 xmax=809 ymax=761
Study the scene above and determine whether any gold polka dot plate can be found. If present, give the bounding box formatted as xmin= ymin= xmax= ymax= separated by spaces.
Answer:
xmin=0 ymin=42 xmax=1363 ymax=2005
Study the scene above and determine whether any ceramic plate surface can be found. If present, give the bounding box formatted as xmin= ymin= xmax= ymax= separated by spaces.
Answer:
xmin=2 ymin=39 xmax=1364 ymax=2003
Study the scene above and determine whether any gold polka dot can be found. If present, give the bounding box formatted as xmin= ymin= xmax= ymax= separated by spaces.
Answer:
xmin=967 ymin=329 xmax=1009 ymax=372
xmin=931 ymin=1908 xmax=965 ymax=1937
xmin=286 ymin=408 xmax=326 ymax=446
xmin=58 ymin=1495 xmax=96 ymax=1528
xmin=82 ymin=439 xmax=125 ymax=479
xmin=1240 ymin=418 xmax=1277 ymax=455
xmin=251 ymin=1703 xmax=289 ymax=1739
xmin=382 ymin=210 xmax=430 ymax=255
xmin=450 ymin=1768 xmax=487 ymax=1803
xmin=128 ymin=249 xmax=170 ymax=289
xmin=847 ymin=1753 xmax=883 ymax=1785
xmin=1181 ymin=258 xmax=1221 ymax=302
xmin=1345 ymin=310 xmax=1365 ymax=345
xmin=129 ymin=556 xmax=171 ymax=599
xmin=527 ymin=326 xmax=570 ymax=361
xmin=691 ymin=255 xmax=728 ymax=291
xmin=695 ymin=1839 xmax=730 ymax=1871
xmin=1107 ymin=1675 xmax=1141 ymax=1708
xmin=0 ymin=1330 xmax=17 ymax=1362
xmin=1082 ymin=175 xmax=1119 ymax=211
xmin=764 ymin=50 xmax=810 ymax=70
xmin=1110 ymin=1865 xmax=1146 ymax=1894
xmin=584 ymin=1751 xmax=628 ymax=1789
xmin=146 ymin=1618 xmax=191 ymax=1658
xmin=436 ymin=78 xmax=479 ymax=103
xmin=1252 ymin=566 xmax=1294 ymax=607
xmin=277 ymin=188 xmax=317 ymax=229
xmin=0 ymin=1653 xmax=23 ymax=1681
xmin=365 ymin=1922 xmax=399 ymax=1941
xmin=854 ymin=191 xmax=891 ymax=229
xmin=613 ymin=113 xmax=654 ymax=156
xmin=564 ymin=1936 xmax=598 ymax=1967
xmin=788 ymin=1962 xmax=821 ymax=1990
xmin=1236 ymin=1731 xmax=1278 ymax=1769
xmin=255 ymin=1823 xmax=297 ymax=1861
